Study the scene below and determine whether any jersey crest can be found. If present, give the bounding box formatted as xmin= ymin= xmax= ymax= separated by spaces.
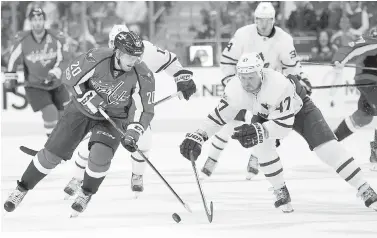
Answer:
xmin=90 ymin=80 xmax=129 ymax=105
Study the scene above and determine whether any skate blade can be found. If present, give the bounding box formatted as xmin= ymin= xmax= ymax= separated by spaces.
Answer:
xmin=133 ymin=191 xmax=141 ymax=199
xmin=70 ymin=210 xmax=80 ymax=218
xmin=246 ymin=172 xmax=257 ymax=180
xmin=281 ymin=203 xmax=294 ymax=213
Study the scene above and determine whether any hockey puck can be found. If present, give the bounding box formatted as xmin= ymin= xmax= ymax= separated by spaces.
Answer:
xmin=172 ymin=213 xmax=181 ymax=223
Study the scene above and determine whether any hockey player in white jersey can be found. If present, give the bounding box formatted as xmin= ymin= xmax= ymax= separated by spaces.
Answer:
xmin=63 ymin=25 xmax=196 ymax=198
xmin=201 ymin=2 xmax=312 ymax=179
xmin=180 ymin=52 xmax=377 ymax=212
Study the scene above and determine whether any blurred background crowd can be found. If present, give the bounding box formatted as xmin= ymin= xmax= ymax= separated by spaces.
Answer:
xmin=2 ymin=1 xmax=377 ymax=68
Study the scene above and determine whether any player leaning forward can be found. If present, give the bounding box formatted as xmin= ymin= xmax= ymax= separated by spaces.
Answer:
xmin=63 ymin=25 xmax=196 ymax=198
xmin=201 ymin=2 xmax=312 ymax=179
xmin=4 ymin=31 xmax=155 ymax=215
xmin=180 ymin=52 xmax=377 ymax=212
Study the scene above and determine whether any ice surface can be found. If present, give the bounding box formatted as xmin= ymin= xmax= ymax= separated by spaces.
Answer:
xmin=1 ymin=128 xmax=377 ymax=238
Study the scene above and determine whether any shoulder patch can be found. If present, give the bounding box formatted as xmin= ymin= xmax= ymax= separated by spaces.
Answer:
xmin=85 ymin=48 xmax=97 ymax=63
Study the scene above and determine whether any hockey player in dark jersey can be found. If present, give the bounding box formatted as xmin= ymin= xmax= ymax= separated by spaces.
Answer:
xmin=333 ymin=29 xmax=377 ymax=165
xmin=4 ymin=31 xmax=155 ymax=216
xmin=4 ymin=8 xmax=70 ymax=136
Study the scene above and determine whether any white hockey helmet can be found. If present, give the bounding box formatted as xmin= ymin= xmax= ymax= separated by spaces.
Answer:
xmin=108 ymin=24 xmax=129 ymax=49
xmin=254 ymin=2 xmax=276 ymax=20
xmin=236 ymin=52 xmax=264 ymax=92
xmin=236 ymin=52 xmax=264 ymax=74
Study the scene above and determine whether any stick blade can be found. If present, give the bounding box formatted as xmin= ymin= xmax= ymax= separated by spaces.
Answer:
xmin=19 ymin=146 xmax=38 ymax=156
xmin=208 ymin=201 xmax=214 ymax=223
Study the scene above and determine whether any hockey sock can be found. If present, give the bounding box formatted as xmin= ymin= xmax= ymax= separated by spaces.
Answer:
xmin=41 ymin=104 xmax=59 ymax=136
xmin=208 ymin=134 xmax=228 ymax=162
xmin=82 ymin=170 xmax=105 ymax=194
xmin=315 ymin=140 xmax=366 ymax=190
xmin=82 ymin=143 xmax=112 ymax=194
xmin=334 ymin=119 xmax=353 ymax=141
xmin=253 ymin=140 xmax=285 ymax=190
xmin=131 ymin=151 xmax=148 ymax=176
xmin=21 ymin=149 xmax=62 ymax=190
xmin=259 ymin=157 xmax=285 ymax=190
xmin=72 ymin=139 xmax=90 ymax=180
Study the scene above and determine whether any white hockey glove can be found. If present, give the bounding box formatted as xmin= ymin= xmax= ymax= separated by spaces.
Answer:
xmin=4 ymin=72 xmax=19 ymax=91
xmin=231 ymin=123 xmax=267 ymax=148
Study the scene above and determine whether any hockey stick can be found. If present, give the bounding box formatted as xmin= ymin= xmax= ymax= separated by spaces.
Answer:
xmin=312 ymin=82 xmax=376 ymax=89
xmin=97 ymin=107 xmax=192 ymax=213
xmin=154 ymin=91 xmax=183 ymax=106
xmin=190 ymin=151 xmax=213 ymax=223
xmin=301 ymin=61 xmax=377 ymax=71
xmin=19 ymin=91 xmax=183 ymax=157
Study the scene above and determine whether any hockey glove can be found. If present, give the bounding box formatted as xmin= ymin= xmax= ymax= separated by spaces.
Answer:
xmin=231 ymin=123 xmax=266 ymax=148
xmin=3 ymin=72 xmax=19 ymax=92
xmin=180 ymin=130 xmax=208 ymax=161
xmin=174 ymin=69 xmax=196 ymax=100
xmin=121 ymin=123 xmax=144 ymax=152
xmin=77 ymin=90 xmax=107 ymax=114
xmin=299 ymin=77 xmax=312 ymax=96
xmin=43 ymin=68 xmax=62 ymax=86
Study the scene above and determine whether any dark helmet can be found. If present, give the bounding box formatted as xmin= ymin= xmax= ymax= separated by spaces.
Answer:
xmin=28 ymin=7 xmax=46 ymax=20
xmin=113 ymin=31 xmax=144 ymax=57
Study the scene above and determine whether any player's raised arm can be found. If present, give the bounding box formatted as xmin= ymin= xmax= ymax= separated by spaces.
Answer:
xmin=279 ymin=35 xmax=312 ymax=95
xmin=108 ymin=25 xmax=196 ymax=100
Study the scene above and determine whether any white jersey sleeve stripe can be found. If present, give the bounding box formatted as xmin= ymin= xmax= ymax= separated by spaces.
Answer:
xmin=281 ymin=61 xmax=298 ymax=67
xmin=155 ymin=52 xmax=175 ymax=73
xmin=222 ymin=54 xmax=238 ymax=62
xmin=341 ymin=44 xmax=377 ymax=64
xmin=132 ymin=79 xmax=144 ymax=122
xmin=53 ymin=40 xmax=63 ymax=68
xmin=220 ymin=62 xmax=237 ymax=66
xmin=157 ymin=56 xmax=177 ymax=73
xmin=273 ymin=120 xmax=293 ymax=128
xmin=7 ymin=43 xmax=22 ymax=72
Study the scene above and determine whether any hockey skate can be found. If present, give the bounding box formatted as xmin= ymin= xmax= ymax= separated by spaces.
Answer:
xmin=270 ymin=185 xmax=294 ymax=213
xmin=357 ymin=183 xmax=377 ymax=211
xmin=201 ymin=157 xmax=218 ymax=178
xmin=131 ymin=173 xmax=144 ymax=198
xmin=4 ymin=182 xmax=28 ymax=212
xmin=70 ymin=188 xmax=92 ymax=218
xmin=246 ymin=154 xmax=259 ymax=180
xmin=63 ymin=177 xmax=82 ymax=200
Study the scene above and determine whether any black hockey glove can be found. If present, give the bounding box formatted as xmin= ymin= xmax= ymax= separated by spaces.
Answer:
xmin=174 ymin=69 xmax=196 ymax=100
xmin=231 ymin=123 xmax=267 ymax=148
xmin=121 ymin=123 xmax=144 ymax=153
xmin=299 ymin=77 xmax=312 ymax=96
xmin=180 ymin=130 xmax=208 ymax=161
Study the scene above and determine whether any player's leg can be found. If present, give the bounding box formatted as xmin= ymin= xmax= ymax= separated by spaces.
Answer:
xmin=4 ymin=103 xmax=89 ymax=212
xmin=252 ymin=140 xmax=293 ymax=212
xmin=295 ymin=97 xmax=377 ymax=210
xmin=370 ymin=129 xmax=377 ymax=164
xmin=63 ymin=134 xmax=91 ymax=198
xmin=201 ymin=118 xmax=244 ymax=178
xmin=24 ymin=87 xmax=60 ymax=136
xmin=71 ymin=119 xmax=122 ymax=214
xmin=51 ymin=84 xmax=71 ymax=118
xmin=130 ymin=126 xmax=152 ymax=195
